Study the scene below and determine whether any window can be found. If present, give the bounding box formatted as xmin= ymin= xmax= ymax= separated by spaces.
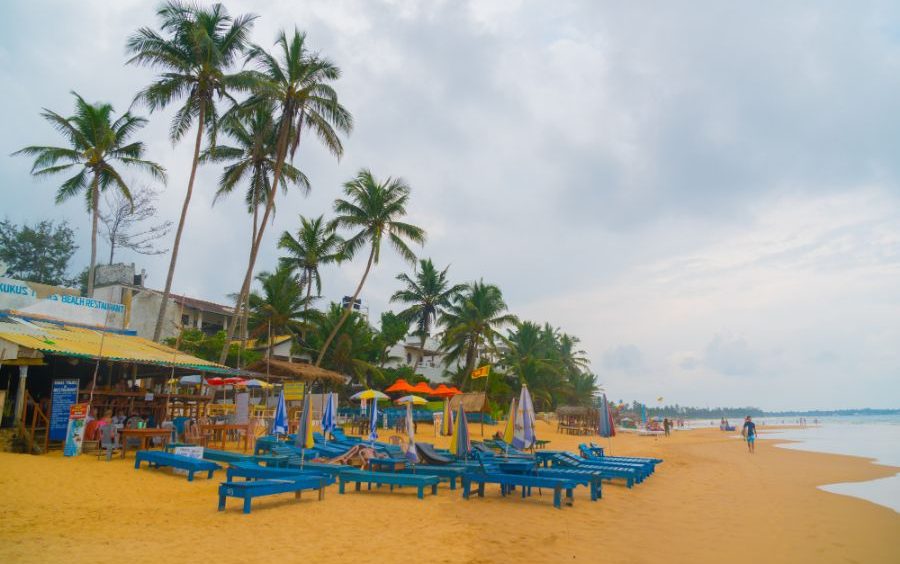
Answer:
xmin=406 ymin=353 xmax=412 ymax=364
xmin=181 ymin=314 xmax=190 ymax=326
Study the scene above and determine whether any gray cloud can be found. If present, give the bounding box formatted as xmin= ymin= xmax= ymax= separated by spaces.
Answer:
xmin=602 ymin=344 xmax=644 ymax=376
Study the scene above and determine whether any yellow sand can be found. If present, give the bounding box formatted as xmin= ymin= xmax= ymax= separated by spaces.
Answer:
xmin=1 ymin=422 xmax=898 ymax=563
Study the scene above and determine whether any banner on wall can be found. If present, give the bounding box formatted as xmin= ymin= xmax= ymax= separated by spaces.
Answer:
xmin=283 ymin=382 xmax=305 ymax=401
xmin=63 ymin=403 xmax=89 ymax=457
xmin=49 ymin=379 xmax=79 ymax=441
xmin=0 ymin=276 xmax=125 ymax=328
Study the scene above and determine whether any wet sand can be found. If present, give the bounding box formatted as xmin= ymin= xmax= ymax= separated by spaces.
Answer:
xmin=0 ymin=422 xmax=897 ymax=563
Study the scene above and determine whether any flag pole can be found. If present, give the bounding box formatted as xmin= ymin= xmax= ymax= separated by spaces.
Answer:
xmin=481 ymin=367 xmax=489 ymax=437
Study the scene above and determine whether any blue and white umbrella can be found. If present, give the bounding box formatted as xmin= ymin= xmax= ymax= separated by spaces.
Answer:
xmin=450 ymin=403 xmax=470 ymax=459
xmin=598 ymin=393 xmax=616 ymax=438
xmin=368 ymin=395 xmax=379 ymax=442
xmin=512 ymin=384 xmax=536 ymax=450
xmin=405 ymin=402 xmax=419 ymax=464
xmin=272 ymin=389 xmax=288 ymax=436
xmin=321 ymin=392 xmax=337 ymax=439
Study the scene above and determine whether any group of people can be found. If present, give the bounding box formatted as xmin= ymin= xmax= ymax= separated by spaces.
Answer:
xmin=83 ymin=410 xmax=156 ymax=441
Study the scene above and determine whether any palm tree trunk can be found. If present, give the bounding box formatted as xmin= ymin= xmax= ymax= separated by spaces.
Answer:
xmin=152 ymin=103 xmax=206 ymax=342
xmin=301 ymin=274 xmax=312 ymax=343
xmin=219 ymin=107 xmax=296 ymax=364
xmin=315 ymin=243 xmax=376 ymax=367
xmin=87 ymin=173 xmax=100 ymax=297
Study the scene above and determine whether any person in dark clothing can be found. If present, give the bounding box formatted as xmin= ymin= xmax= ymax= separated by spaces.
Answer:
xmin=742 ymin=416 xmax=757 ymax=453
xmin=663 ymin=418 xmax=671 ymax=437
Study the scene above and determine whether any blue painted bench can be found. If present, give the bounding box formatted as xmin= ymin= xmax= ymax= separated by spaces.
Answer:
xmin=226 ymin=461 xmax=335 ymax=487
xmin=536 ymin=452 xmax=640 ymax=487
xmin=134 ymin=450 xmax=220 ymax=481
xmin=217 ymin=477 xmax=328 ymax=514
xmin=337 ymin=469 xmax=441 ymax=499
xmin=461 ymin=471 xmax=578 ymax=509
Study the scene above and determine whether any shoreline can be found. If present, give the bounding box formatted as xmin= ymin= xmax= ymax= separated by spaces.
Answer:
xmin=1 ymin=424 xmax=898 ymax=563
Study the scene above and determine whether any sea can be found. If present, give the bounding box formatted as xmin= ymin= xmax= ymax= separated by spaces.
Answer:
xmin=686 ymin=414 xmax=900 ymax=513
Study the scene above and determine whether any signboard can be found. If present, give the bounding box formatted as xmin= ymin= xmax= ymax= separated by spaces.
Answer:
xmin=63 ymin=403 xmax=89 ymax=456
xmin=49 ymin=379 xmax=79 ymax=441
xmin=172 ymin=445 xmax=204 ymax=476
xmin=283 ymin=382 xmax=305 ymax=401
xmin=0 ymin=275 xmax=125 ymax=328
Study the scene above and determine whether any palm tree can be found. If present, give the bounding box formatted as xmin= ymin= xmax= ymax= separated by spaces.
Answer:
xmin=502 ymin=321 xmax=565 ymax=410
xmin=390 ymin=258 xmax=465 ymax=372
xmin=277 ymin=214 xmax=344 ymax=334
xmin=219 ymin=28 xmax=352 ymax=364
xmin=315 ymin=169 xmax=426 ymax=367
xmin=247 ymin=265 xmax=312 ymax=361
xmin=127 ymin=1 xmax=257 ymax=341
xmin=201 ymin=103 xmax=308 ymax=244
xmin=439 ymin=280 xmax=517 ymax=389
xmin=567 ymin=372 xmax=599 ymax=407
xmin=13 ymin=92 xmax=165 ymax=296
xmin=306 ymin=303 xmax=382 ymax=387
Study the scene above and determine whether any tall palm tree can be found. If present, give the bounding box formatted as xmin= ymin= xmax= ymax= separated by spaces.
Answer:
xmin=127 ymin=0 xmax=257 ymax=341
xmin=247 ymin=265 xmax=312 ymax=361
xmin=219 ymin=28 xmax=352 ymax=364
xmin=390 ymin=258 xmax=465 ymax=371
xmin=315 ymin=169 xmax=426 ymax=367
xmin=502 ymin=321 xmax=565 ymax=410
xmin=439 ymin=280 xmax=517 ymax=389
xmin=13 ymin=92 xmax=165 ymax=296
xmin=201 ymin=103 xmax=308 ymax=244
xmin=306 ymin=303 xmax=382 ymax=387
xmin=278 ymin=214 xmax=344 ymax=341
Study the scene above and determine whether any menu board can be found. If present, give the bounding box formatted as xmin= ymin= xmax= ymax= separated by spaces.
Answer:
xmin=283 ymin=382 xmax=305 ymax=401
xmin=50 ymin=379 xmax=79 ymax=441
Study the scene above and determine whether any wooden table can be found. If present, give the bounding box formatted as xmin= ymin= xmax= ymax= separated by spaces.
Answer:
xmin=120 ymin=428 xmax=172 ymax=458
xmin=200 ymin=423 xmax=251 ymax=452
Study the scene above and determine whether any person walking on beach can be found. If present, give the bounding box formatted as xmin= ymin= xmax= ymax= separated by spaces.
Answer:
xmin=663 ymin=418 xmax=671 ymax=437
xmin=742 ymin=416 xmax=757 ymax=453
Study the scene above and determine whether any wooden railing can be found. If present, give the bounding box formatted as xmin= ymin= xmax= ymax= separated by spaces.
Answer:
xmin=19 ymin=390 xmax=50 ymax=454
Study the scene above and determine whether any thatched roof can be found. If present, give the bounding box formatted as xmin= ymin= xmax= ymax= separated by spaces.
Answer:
xmin=449 ymin=392 xmax=487 ymax=412
xmin=244 ymin=359 xmax=346 ymax=384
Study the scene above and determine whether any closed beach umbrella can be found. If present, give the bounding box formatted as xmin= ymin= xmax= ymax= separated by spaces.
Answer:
xmin=405 ymin=402 xmax=419 ymax=464
xmin=598 ymin=393 xmax=616 ymax=438
xmin=502 ymin=396 xmax=517 ymax=444
xmin=368 ymin=396 xmax=379 ymax=442
xmin=512 ymin=384 xmax=536 ymax=450
xmin=321 ymin=392 xmax=337 ymax=438
xmin=641 ymin=404 xmax=647 ymax=426
xmin=272 ymin=389 xmax=288 ymax=436
xmin=449 ymin=403 xmax=470 ymax=459
xmin=294 ymin=393 xmax=314 ymax=449
xmin=441 ymin=397 xmax=454 ymax=436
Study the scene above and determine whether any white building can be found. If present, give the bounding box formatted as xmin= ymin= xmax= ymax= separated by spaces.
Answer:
xmin=384 ymin=335 xmax=455 ymax=382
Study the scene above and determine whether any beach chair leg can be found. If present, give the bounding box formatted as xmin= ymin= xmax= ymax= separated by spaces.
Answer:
xmin=243 ymin=496 xmax=252 ymax=514
xmin=295 ymin=489 xmax=302 ymax=499
xmin=431 ymin=483 xmax=438 ymax=495
xmin=318 ymin=486 xmax=324 ymax=501
xmin=627 ymin=477 xmax=634 ymax=489
xmin=449 ymin=477 xmax=456 ymax=491
xmin=339 ymin=479 xmax=346 ymax=494
xmin=478 ymin=483 xmax=485 ymax=498
xmin=134 ymin=459 xmax=141 ymax=469
xmin=207 ymin=470 xmax=214 ymax=479
xmin=188 ymin=470 xmax=194 ymax=482
xmin=565 ymin=488 xmax=574 ymax=506
xmin=218 ymin=493 xmax=226 ymax=511
xmin=553 ymin=488 xmax=561 ymax=509
xmin=417 ymin=486 xmax=424 ymax=499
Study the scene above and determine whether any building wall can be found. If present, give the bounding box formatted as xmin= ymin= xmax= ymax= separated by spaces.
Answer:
xmin=384 ymin=336 xmax=455 ymax=382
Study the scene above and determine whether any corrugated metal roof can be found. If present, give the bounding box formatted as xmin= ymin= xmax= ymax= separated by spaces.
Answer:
xmin=0 ymin=322 xmax=229 ymax=371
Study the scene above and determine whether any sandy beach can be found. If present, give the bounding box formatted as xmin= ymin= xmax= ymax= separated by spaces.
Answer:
xmin=1 ymin=423 xmax=897 ymax=564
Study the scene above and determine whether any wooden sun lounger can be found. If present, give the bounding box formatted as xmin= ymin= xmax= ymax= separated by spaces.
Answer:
xmin=337 ymin=469 xmax=441 ymax=499
xmin=218 ymin=477 xmax=328 ymax=514
xmin=225 ymin=461 xmax=335 ymax=487
xmin=461 ymin=472 xmax=578 ymax=509
xmin=536 ymin=452 xmax=640 ymax=487
xmin=134 ymin=450 xmax=220 ymax=481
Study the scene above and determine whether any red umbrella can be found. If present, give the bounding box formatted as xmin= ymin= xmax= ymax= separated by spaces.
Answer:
xmin=411 ymin=381 xmax=434 ymax=395
xmin=384 ymin=378 xmax=415 ymax=393
xmin=223 ymin=377 xmax=245 ymax=385
xmin=206 ymin=377 xmax=225 ymax=386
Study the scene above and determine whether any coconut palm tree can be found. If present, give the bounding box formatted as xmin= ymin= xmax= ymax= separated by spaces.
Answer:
xmin=390 ymin=258 xmax=465 ymax=371
xmin=126 ymin=0 xmax=257 ymax=341
xmin=247 ymin=265 xmax=312 ymax=361
xmin=439 ymin=280 xmax=517 ymax=388
xmin=219 ymin=28 xmax=352 ymax=364
xmin=502 ymin=321 xmax=565 ymax=410
xmin=314 ymin=169 xmax=426 ymax=367
xmin=201 ymin=103 xmax=308 ymax=244
xmin=306 ymin=303 xmax=382 ymax=387
xmin=13 ymin=92 xmax=165 ymax=296
xmin=277 ymin=214 xmax=344 ymax=326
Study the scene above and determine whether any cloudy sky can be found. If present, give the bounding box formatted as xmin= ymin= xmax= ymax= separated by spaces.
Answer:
xmin=2 ymin=1 xmax=899 ymax=410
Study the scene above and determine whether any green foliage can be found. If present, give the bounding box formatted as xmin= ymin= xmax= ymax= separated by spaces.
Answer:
xmin=165 ymin=329 xmax=261 ymax=367
xmin=305 ymin=303 xmax=382 ymax=387
xmin=247 ymin=265 xmax=313 ymax=355
xmin=373 ymin=311 xmax=409 ymax=367
xmin=0 ymin=219 xmax=78 ymax=286
xmin=278 ymin=215 xmax=344 ymax=298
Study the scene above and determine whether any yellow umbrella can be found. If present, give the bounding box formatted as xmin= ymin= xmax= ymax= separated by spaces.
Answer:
xmin=351 ymin=389 xmax=390 ymax=401
xmin=503 ymin=396 xmax=517 ymax=444
xmin=394 ymin=395 xmax=428 ymax=405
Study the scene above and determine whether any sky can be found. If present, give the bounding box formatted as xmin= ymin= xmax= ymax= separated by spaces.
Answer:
xmin=1 ymin=1 xmax=899 ymax=410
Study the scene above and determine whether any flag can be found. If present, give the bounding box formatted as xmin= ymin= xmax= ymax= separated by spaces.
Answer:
xmin=471 ymin=365 xmax=490 ymax=379
xmin=368 ymin=397 xmax=379 ymax=442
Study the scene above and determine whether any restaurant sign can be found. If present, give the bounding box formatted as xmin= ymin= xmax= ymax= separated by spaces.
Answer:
xmin=63 ymin=403 xmax=89 ymax=457
xmin=0 ymin=276 xmax=125 ymax=328
xmin=283 ymin=382 xmax=305 ymax=401
xmin=49 ymin=379 xmax=79 ymax=441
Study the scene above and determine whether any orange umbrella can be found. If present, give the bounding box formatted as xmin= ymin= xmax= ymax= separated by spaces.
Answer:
xmin=410 ymin=381 xmax=434 ymax=395
xmin=430 ymin=384 xmax=461 ymax=398
xmin=384 ymin=378 xmax=415 ymax=393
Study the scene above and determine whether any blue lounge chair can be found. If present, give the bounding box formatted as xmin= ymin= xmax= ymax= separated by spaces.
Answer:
xmin=581 ymin=443 xmax=663 ymax=471
xmin=134 ymin=450 xmax=221 ymax=481
xmin=218 ymin=476 xmax=329 ymax=514
xmin=337 ymin=469 xmax=441 ymax=499
xmin=461 ymin=455 xmax=579 ymax=509
xmin=535 ymin=451 xmax=641 ymax=487
xmin=226 ymin=461 xmax=335 ymax=486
